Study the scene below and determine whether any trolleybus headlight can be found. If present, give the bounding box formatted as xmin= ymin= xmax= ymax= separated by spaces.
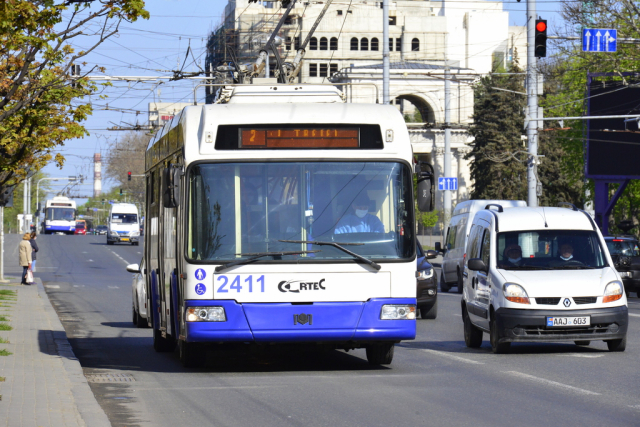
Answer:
xmin=380 ymin=304 xmax=416 ymax=320
xmin=186 ymin=307 xmax=226 ymax=322
xmin=603 ymin=281 xmax=623 ymax=303
xmin=503 ymin=283 xmax=530 ymax=304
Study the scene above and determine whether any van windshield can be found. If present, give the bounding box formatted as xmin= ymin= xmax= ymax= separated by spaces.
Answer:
xmin=111 ymin=214 xmax=138 ymax=224
xmin=497 ymin=230 xmax=608 ymax=270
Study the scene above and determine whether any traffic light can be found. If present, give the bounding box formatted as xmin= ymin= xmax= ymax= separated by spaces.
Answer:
xmin=535 ymin=19 xmax=547 ymax=57
xmin=120 ymin=189 xmax=123 ymax=195
xmin=127 ymin=171 xmax=131 ymax=181
xmin=0 ymin=188 xmax=13 ymax=208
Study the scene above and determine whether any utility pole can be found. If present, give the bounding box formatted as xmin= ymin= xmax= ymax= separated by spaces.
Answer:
xmin=443 ymin=62 xmax=452 ymax=228
xmin=382 ymin=0 xmax=390 ymax=104
xmin=526 ymin=0 xmax=539 ymax=207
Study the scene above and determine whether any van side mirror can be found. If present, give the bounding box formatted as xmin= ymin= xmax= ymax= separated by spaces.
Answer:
xmin=425 ymin=249 xmax=438 ymax=259
xmin=468 ymin=258 xmax=488 ymax=272
xmin=435 ymin=242 xmax=443 ymax=253
xmin=162 ymin=164 xmax=183 ymax=208
xmin=415 ymin=161 xmax=434 ymax=212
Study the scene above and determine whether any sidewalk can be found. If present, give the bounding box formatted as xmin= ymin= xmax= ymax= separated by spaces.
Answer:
xmin=0 ymin=277 xmax=111 ymax=427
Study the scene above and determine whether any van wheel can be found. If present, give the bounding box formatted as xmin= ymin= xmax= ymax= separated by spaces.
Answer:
xmin=440 ymin=273 xmax=450 ymax=293
xmin=490 ymin=317 xmax=510 ymax=354
xmin=420 ymin=299 xmax=438 ymax=319
xmin=179 ymin=341 xmax=206 ymax=368
xmin=463 ymin=307 xmax=483 ymax=348
xmin=366 ymin=343 xmax=395 ymax=365
xmin=606 ymin=336 xmax=627 ymax=352
xmin=574 ymin=341 xmax=590 ymax=346
xmin=456 ymin=270 xmax=464 ymax=294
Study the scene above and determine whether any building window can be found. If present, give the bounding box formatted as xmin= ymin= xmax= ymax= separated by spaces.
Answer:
xmin=396 ymin=38 xmax=401 ymax=51
xmin=319 ymin=63 xmax=328 ymax=77
xmin=330 ymin=37 xmax=338 ymax=50
xmin=286 ymin=37 xmax=292 ymax=51
xmin=337 ymin=10 xmax=343 ymax=15
xmin=412 ymin=38 xmax=419 ymax=51
xmin=295 ymin=37 xmax=301 ymax=50
xmin=388 ymin=38 xmax=393 ymax=51
xmin=371 ymin=37 xmax=379 ymax=51
xmin=350 ymin=37 xmax=358 ymax=51
xmin=309 ymin=63 xmax=318 ymax=77
xmin=320 ymin=37 xmax=328 ymax=50
xmin=330 ymin=63 xmax=338 ymax=76
xmin=284 ymin=16 xmax=293 ymax=25
xmin=360 ymin=38 xmax=369 ymax=51
xmin=310 ymin=37 xmax=318 ymax=50
xmin=389 ymin=16 xmax=396 ymax=25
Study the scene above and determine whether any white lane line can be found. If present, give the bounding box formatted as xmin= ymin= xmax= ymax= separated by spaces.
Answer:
xmin=108 ymin=249 xmax=130 ymax=265
xmin=45 ymin=285 xmax=60 ymax=289
xmin=73 ymin=285 xmax=85 ymax=288
xmin=556 ymin=353 xmax=604 ymax=358
xmin=108 ymin=286 xmax=120 ymax=289
xmin=422 ymin=349 xmax=484 ymax=365
xmin=453 ymin=314 xmax=462 ymax=316
xmin=628 ymin=313 xmax=640 ymax=317
xmin=87 ymin=259 xmax=94 ymax=262
xmin=506 ymin=371 xmax=600 ymax=396
xmin=438 ymin=293 xmax=462 ymax=297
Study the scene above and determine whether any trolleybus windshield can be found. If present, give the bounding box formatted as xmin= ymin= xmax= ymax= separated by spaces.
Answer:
xmin=187 ymin=161 xmax=414 ymax=262
xmin=46 ymin=207 xmax=75 ymax=221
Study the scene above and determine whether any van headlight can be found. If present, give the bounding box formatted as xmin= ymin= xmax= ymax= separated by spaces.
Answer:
xmin=186 ymin=307 xmax=226 ymax=322
xmin=380 ymin=304 xmax=416 ymax=320
xmin=603 ymin=281 xmax=623 ymax=303
xmin=416 ymin=268 xmax=434 ymax=280
xmin=503 ymin=283 xmax=530 ymax=304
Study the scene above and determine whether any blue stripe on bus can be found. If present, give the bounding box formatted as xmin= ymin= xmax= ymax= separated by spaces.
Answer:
xmin=46 ymin=225 xmax=74 ymax=231
xmin=183 ymin=298 xmax=416 ymax=343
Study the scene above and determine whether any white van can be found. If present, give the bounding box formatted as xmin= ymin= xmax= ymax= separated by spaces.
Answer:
xmin=462 ymin=204 xmax=628 ymax=353
xmin=107 ymin=203 xmax=140 ymax=246
xmin=436 ymin=200 xmax=526 ymax=293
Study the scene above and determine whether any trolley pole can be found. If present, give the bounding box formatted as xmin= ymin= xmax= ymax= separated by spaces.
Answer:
xmin=526 ymin=0 xmax=539 ymax=207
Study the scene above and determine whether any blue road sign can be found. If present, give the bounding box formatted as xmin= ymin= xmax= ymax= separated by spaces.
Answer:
xmin=93 ymin=208 xmax=98 ymax=212
xmin=582 ymin=28 xmax=617 ymax=52
xmin=438 ymin=177 xmax=458 ymax=191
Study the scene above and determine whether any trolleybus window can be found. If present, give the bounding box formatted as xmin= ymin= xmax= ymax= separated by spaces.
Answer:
xmin=46 ymin=207 xmax=76 ymax=221
xmin=188 ymin=161 xmax=414 ymax=262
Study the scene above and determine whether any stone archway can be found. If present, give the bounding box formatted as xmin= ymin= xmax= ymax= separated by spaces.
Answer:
xmin=393 ymin=94 xmax=437 ymax=125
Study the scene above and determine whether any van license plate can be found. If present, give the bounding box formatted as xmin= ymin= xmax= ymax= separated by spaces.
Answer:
xmin=121 ymin=238 xmax=129 ymax=241
xmin=546 ymin=316 xmax=590 ymax=327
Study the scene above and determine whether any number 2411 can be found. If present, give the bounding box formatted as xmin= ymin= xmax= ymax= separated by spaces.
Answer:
xmin=216 ymin=275 xmax=265 ymax=293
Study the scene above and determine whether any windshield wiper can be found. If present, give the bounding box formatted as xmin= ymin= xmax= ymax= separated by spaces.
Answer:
xmin=279 ymin=239 xmax=381 ymax=271
xmin=551 ymin=265 xmax=597 ymax=270
xmin=214 ymin=250 xmax=321 ymax=273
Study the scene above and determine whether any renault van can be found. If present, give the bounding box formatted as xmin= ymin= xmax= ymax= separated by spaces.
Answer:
xmin=462 ymin=204 xmax=628 ymax=353
xmin=436 ymin=199 xmax=526 ymax=293
xmin=107 ymin=203 xmax=140 ymax=245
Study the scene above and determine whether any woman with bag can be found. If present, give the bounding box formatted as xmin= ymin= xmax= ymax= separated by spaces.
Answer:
xmin=19 ymin=232 xmax=32 ymax=285
xmin=29 ymin=231 xmax=39 ymax=272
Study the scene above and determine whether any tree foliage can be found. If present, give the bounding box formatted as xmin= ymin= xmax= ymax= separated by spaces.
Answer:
xmin=103 ymin=131 xmax=150 ymax=210
xmin=0 ymin=0 xmax=149 ymax=195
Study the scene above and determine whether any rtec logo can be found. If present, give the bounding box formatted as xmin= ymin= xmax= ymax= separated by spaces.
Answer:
xmin=278 ymin=279 xmax=326 ymax=293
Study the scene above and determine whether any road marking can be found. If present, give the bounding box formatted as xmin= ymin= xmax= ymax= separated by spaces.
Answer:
xmin=108 ymin=249 xmax=130 ymax=265
xmin=422 ymin=349 xmax=484 ymax=365
xmin=73 ymin=285 xmax=85 ymax=288
xmin=506 ymin=371 xmax=600 ymax=396
xmin=108 ymin=286 xmax=120 ymax=289
xmin=628 ymin=313 xmax=640 ymax=317
xmin=87 ymin=259 xmax=94 ymax=262
xmin=453 ymin=314 xmax=462 ymax=316
xmin=556 ymin=353 xmax=604 ymax=358
xmin=45 ymin=285 xmax=60 ymax=289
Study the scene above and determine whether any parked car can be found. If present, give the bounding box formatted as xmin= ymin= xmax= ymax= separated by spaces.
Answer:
xmin=127 ymin=259 xmax=149 ymax=328
xmin=96 ymin=225 xmax=108 ymax=235
xmin=435 ymin=199 xmax=526 ymax=293
xmin=417 ymin=243 xmax=439 ymax=319
xmin=604 ymin=235 xmax=640 ymax=297
xmin=74 ymin=222 xmax=86 ymax=235
xmin=463 ymin=204 xmax=628 ymax=353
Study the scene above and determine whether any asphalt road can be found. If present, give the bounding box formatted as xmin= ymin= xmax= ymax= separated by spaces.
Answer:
xmin=9 ymin=234 xmax=640 ymax=426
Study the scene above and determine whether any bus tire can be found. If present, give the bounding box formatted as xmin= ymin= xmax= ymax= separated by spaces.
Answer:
xmin=366 ymin=343 xmax=394 ymax=365
xmin=153 ymin=328 xmax=175 ymax=352
xmin=132 ymin=305 xmax=138 ymax=326
xmin=179 ymin=341 xmax=206 ymax=368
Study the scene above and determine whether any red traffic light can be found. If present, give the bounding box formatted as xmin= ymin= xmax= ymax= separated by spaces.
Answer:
xmin=127 ymin=171 xmax=132 ymax=181
xmin=536 ymin=21 xmax=547 ymax=32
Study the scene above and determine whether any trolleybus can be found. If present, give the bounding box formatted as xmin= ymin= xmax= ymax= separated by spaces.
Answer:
xmin=44 ymin=196 xmax=76 ymax=235
xmin=143 ymin=84 xmax=434 ymax=367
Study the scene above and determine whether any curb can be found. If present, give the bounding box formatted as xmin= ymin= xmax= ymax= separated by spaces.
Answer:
xmin=36 ymin=278 xmax=112 ymax=427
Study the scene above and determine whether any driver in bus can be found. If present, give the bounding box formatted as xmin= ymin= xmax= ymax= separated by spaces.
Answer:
xmin=334 ymin=193 xmax=384 ymax=234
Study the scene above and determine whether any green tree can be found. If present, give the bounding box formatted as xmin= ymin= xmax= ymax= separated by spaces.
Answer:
xmin=0 ymin=1 xmax=149 ymax=197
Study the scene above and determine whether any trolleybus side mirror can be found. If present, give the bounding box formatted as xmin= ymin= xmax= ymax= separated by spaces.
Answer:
xmin=415 ymin=161 xmax=434 ymax=212
xmin=162 ymin=164 xmax=183 ymax=208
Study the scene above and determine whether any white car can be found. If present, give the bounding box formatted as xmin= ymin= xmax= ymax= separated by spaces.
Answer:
xmin=127 ymin=259 xmax=149 ymax=328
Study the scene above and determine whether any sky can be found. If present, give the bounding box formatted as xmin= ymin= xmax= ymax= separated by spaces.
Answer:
xmin=41 ymin=0 xmax=564 ymax=204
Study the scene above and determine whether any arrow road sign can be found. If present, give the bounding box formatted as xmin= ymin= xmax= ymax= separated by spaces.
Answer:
xmin=583 ymin=28 xmax=617 ymax=52
xmin=438 ymin=177 xmax=458 ymax=191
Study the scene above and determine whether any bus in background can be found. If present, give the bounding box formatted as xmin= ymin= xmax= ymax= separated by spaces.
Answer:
xmin=143 ymin=84 xmax=434 ymax=367
xmin=43 ymin=196 xmax=76 ymax=235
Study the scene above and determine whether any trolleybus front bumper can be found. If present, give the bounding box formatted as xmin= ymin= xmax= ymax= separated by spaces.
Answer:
xmin=184 ymin=298 xmax=417 ymax=344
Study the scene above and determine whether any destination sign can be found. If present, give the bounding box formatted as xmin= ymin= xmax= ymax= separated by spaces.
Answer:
xmin=239 ymin=128 xmax=359 ymax=148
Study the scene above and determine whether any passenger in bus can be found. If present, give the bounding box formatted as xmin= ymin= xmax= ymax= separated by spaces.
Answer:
xmin=334 ymin=193 xmax=384 ymax=234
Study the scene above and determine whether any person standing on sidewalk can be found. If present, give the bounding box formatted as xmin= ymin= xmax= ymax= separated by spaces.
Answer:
xmin=29 ymin=231 xmax=39 ymax=272
xmin=19 ymin=232 xmax=32 ymax=285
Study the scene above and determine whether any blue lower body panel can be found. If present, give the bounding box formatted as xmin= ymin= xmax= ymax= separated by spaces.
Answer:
xmin=46 ymin=225 xmax=73 ymax=231
xmin=185 ymin=298 xmax=416 ymax=344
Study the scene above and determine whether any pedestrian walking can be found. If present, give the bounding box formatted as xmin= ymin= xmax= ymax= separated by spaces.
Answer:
xmin=19 ymin=232 xmax=32 ymax=285
xmin=29 ymin=231 xmax=39 ymax=272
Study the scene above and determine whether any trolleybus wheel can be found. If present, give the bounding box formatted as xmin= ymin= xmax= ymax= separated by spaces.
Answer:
xmin=179 ymin=340 xmax=206 ymax=368
xmin=153 ymin=328 xmax=175 ymax=352
xmin=366 ymin=343 xmax=394 ymax=365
